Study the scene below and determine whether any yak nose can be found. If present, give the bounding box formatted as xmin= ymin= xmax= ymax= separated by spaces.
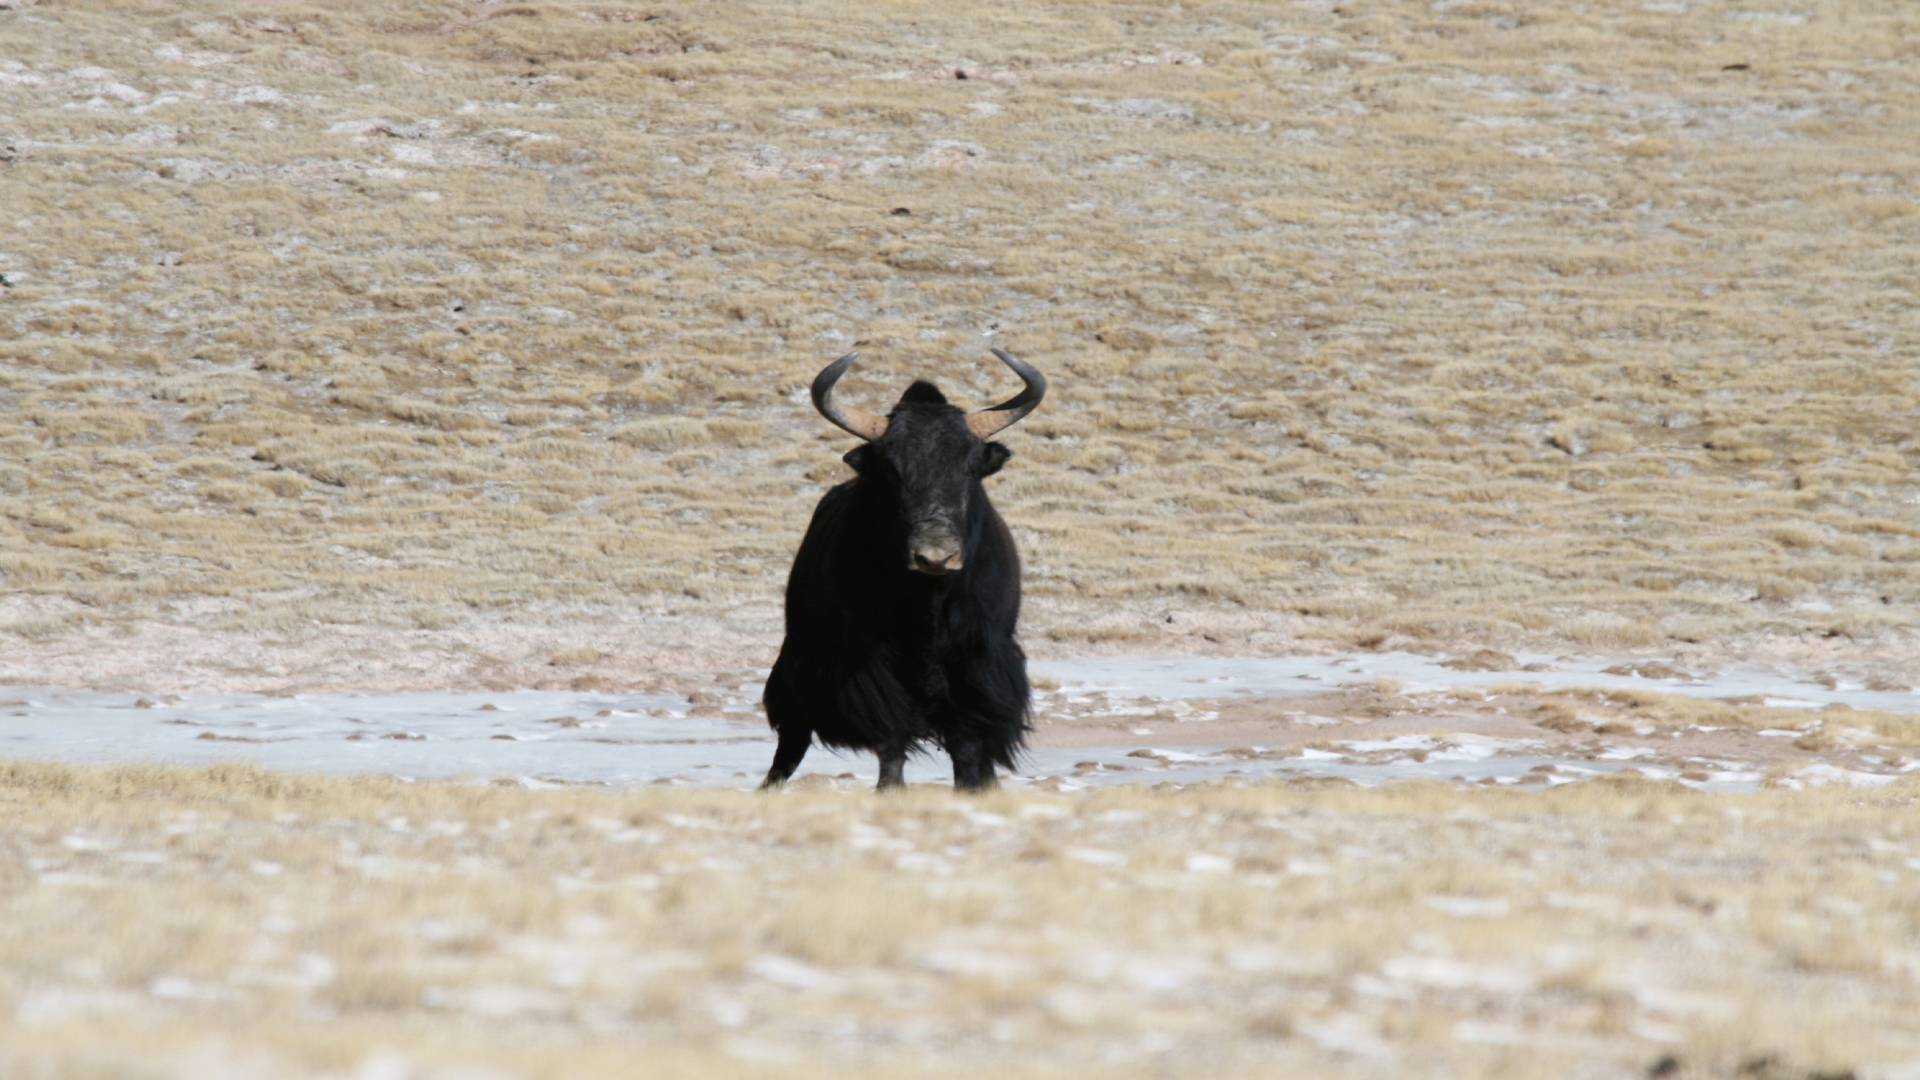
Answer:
xmin=910 ymin=538 xmax=963 ymax=576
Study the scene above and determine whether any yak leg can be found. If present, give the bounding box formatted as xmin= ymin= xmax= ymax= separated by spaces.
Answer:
xmin=876 ymin=746 xmax=909 ymax=792
xmin=759 ymin=723 xmax=812 ymax=790
xmin=947 ymin=729 xmax=999 ymax=793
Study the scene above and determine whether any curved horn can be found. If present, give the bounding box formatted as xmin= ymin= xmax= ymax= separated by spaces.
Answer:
xmin=965 ymin=348 xmax=1048 ymax=439
xmin=811 ymin=351 xmax=889 ymax=441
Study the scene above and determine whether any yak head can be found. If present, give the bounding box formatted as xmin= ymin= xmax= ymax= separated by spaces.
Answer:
xmin=812 ymin=349 xmax=1046 ymax=576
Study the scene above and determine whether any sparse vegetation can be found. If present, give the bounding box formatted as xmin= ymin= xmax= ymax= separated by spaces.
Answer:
xmin=3 ymin=1 xmax=1918 ymax=1071
xmin=0 ymin=0 xmax=1915 ymax=672
xmin=4 ymin=759 xmax=1919 ymax=1079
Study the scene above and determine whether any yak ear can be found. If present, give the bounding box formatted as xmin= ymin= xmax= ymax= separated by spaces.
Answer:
xmin=978 ymin=441 xmax=1012 ymax=478
xmin=842 ymin=444 xmax=874 ymax=473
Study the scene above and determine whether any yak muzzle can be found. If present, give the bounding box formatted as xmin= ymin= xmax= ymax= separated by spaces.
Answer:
xmin=909 ymin=532 xmax=964 ymax=576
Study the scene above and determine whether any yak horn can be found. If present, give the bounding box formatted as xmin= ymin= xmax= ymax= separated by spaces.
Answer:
xmin=965 ymin=349 xmax=1048 ymax=439
xmin=811 ymin=351 xmax=889 ymax=441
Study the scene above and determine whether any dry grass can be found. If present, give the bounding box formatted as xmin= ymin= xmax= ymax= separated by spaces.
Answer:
xmin=4 ymin=759 xmax=1920 ymax=1078
xmin=0 ymin=0 xmax=1914 ymax=658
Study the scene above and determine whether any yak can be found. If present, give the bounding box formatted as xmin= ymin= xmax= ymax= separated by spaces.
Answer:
xmin=760 ymin=349 xmax=1046 ymax=792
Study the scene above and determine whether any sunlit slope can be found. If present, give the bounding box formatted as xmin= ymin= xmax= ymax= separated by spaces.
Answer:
xmin=1 ymin=0 xmax=1915 ymax=648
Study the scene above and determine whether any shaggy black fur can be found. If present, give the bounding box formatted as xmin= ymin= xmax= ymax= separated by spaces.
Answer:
xmin=761 ymin=381 xmax=1031 ymax=792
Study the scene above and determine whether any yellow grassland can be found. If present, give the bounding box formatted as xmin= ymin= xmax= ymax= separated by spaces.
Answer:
xmin=0 ymin=0 xmax=1917 ymax=657
xmin=5 ymin=760 xmax=1920 ymax=1078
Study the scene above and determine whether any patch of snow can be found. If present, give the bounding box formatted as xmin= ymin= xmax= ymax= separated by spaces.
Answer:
xmin=1424 ymin=895 xmax=1509 ymax=918
xmin=1343 ymin=735 xmax=1437 ymax=753
xmin=231 ymin=85 xmax=285 ymax=106
xmin=1297 ymin=1012 xmax=1391 ymax=1057
xmin=746 ymin=954 xmax=843 ymax=992
xmin=1379 ymin=955 xmax=1534 ymax=993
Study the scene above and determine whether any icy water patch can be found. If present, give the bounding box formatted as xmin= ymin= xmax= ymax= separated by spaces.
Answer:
xmin=0 ymin=687 xmax=777 ymax=788
xmin=0 ymin=653 xmax=1913 ymax=790
xmin=1033 ymin=652 xmax=1920 ymax=713
xmin=0 ymin=686 xmax=1683 ymax=789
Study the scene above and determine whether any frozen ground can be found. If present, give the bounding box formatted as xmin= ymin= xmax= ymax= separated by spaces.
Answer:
xmin=5 ymin=651 xmax=1914 ymax=792
xmin=11 ymin=757 xmax=1917 ymax=1080
xmin=1043 ymin=652 xmax=1920 ymax=714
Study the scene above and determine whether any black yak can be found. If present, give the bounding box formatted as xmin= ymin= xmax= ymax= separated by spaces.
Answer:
xmin=760 ymin=349 xmax=1046 ymax=792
